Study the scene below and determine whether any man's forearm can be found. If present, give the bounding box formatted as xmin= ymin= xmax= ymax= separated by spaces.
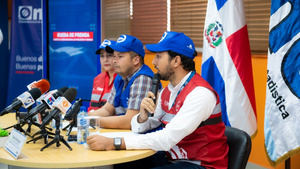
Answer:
xmin=89 ymin=103 xmax=114 ymax=117
xmin=100 ymin=109 xmax=139 ymax=129
xmin=89 ymin=108 xmax=111 ymax=117
xmin=100 ymin=115 xmax=132 ymax=129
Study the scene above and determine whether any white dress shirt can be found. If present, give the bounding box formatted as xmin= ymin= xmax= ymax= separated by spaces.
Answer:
xmin=124 ymin=72 xmax=217 ymax=151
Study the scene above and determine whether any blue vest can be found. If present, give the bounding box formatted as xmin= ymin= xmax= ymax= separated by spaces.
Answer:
xmin=113 ymin=65 xmax=153 ymax=115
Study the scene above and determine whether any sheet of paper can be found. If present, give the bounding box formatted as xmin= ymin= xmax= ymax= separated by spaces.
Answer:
xmin=90 ymin=131 xmax=138 ymax=138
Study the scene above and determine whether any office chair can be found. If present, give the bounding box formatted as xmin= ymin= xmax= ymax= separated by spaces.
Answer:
xmin=225 ymin=127 xmax=252 ymax=169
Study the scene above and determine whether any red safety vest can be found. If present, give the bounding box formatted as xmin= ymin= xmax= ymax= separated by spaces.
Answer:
xmin=160 ymin=73 xmax=228 ymax=169
xmin=88 ymin=72 xmax=116 ymax=112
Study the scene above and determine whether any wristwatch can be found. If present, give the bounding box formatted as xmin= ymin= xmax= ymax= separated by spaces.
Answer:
xmin=114 ymin=137 xmax=122 ymax=150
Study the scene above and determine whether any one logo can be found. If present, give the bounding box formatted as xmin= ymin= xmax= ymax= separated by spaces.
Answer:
xmin=159 ymin=32 xmax=168 ymax=43
xmin=117 ymin=35 xmax=126 ymax=43
xmin=100 ymin=39 xmax=111 ymax=48
xmin=96 ymin=87 xmax=104 ymax=91
xmin=205 ymin=21 xmax=223 ymax=48
xmin=175 ymin=100 xmax=182 ymax=112
xmin=179 ymin=147 xmax=188 ymax=159
xmin=164 ymin=100 xmax=169 ymax=106
xmin=18 ymin=6 xmax=42 ymax=23
xmin=187 ymin=44 xmax=193 ymax=50
xmin=62 ymin=100 xmax=69 ymax=108
xmin=19 ymin=93 xmax=35 ymax=108
xmin=24 ymin=97 xmax=34 ymax=106
xmin=46 ymin=97 xmax=55 ymax=106
xmin=19 ymin=6 xmax=32 ymax=20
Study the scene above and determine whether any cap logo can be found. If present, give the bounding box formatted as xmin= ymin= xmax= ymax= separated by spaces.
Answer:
xmin=187 ymin=44 xmax=193 ymax=50
xmin=100 ymin=39 xmax=111 ymax=47
xmin=159 ymin=32 xmax=168 ymax=43
xmin=117 ymin=35 xmax=127 ymax=43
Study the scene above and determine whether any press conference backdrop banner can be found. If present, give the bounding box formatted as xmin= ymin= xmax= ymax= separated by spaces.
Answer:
xmin=48 ymin=0 xmax=101 ymax=100
xmin=7 ymin=0 xmax=44 ymax=105
xmin=0 ymin=0 xmax=9 ymax=110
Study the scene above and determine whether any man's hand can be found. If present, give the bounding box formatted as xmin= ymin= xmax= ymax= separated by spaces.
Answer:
xmin=87 ymin=135 xmax=114 ymax=151
xmin=139 ymin=92 xmax=156 ymax=123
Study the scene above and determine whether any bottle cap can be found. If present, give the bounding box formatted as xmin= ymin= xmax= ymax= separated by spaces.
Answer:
xmin=80 ymin=106 xmax=87 ymax=112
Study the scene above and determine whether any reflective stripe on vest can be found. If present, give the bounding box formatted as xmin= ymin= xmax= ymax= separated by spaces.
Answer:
xmin=102 ymin=93 xmax=110 ymax=100
xmin=91 ymin=94 xmax=101 ymax=101
xmin=212 ymin=103 xmax=221 ymax=115
xmin=115 ymin=107 xmax=126 ymax=116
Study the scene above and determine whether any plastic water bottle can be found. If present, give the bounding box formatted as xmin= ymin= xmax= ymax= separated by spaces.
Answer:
xmin=77 ymin=106 xmax=89 ymax=144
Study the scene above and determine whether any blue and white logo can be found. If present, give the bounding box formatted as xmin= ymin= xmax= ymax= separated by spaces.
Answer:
xmin=117 ymin=35 xmax=126 ymax=43
xmin=159 ymin=32 xmax=168 ymax=43
xmin=269 ymin=1 xmax=300 ymax=98
xmin=100 ymin=39 xmax=111 ymax=48
xmin=18 ymin=5 xmax=42 ymax=23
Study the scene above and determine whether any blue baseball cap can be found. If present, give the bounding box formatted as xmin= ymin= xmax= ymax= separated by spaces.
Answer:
xmin=110 ymin=34 xmax=145 ymax=57
xmin=146 ymin=31 xmax=196 ymax=59
xmin=96 ymin=39 xmax=116 ymax=54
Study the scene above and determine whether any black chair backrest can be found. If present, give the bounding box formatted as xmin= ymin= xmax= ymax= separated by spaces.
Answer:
xmin=225 ymin=127 xmax=252 ymax=169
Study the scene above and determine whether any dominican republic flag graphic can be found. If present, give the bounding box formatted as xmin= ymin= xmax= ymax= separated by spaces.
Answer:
xmin=201 ymin=0 xmax=257 ymax=136
xmin=264 ymin=0 xmax=300 ymax=164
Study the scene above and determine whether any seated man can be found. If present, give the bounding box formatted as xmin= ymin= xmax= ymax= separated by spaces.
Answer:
xmin=87 ymin=31 xmax=229 ymax=169
xmin=88 ymin=39 xmax=117 ymax=112
xmin=89 ymin=34 xmax=153 ymax=129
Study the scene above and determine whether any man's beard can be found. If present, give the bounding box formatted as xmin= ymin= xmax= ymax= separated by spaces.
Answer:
xmin=159 ymin=66 xmax=174 ymax=81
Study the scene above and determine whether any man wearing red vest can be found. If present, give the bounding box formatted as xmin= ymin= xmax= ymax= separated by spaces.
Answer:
xmin=87 ymin=32 xmax=228 ymax=169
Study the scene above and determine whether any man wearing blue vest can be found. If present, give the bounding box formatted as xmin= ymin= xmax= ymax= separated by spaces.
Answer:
xmin=87 ymin=32 xmax=228 ymax=169
xmin=89 ymin=34 xmax=153 ymax=129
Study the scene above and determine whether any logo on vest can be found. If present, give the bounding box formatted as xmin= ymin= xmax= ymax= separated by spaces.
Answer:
xmin=179 ymin=147 xmax=188 ymax=159
xmin=164 ymin=100 xmax=169 ymax=107
xmin=96 ymin=87 xmax=104 ymax=91
xmin=175 ymin=100 xmax=182 ymax=112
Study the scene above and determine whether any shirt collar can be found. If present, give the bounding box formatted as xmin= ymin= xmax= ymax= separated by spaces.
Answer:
xmin=123 ymin=65 xmax=143 ymax=82
xmin=168 ymin=71 xmax=192 ymax=93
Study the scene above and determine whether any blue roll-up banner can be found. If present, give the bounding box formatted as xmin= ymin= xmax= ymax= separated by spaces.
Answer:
xmin=48 ymin=0 xmax=101 ymax=101
xmin=0 ymin=0 xmax=9 ymax=110
xmin=7 ymin=0 xmax=44 ymax=105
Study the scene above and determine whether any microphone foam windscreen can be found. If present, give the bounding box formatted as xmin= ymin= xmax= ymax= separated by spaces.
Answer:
xmin=28 ymin=88 xmax=42 ymax=100
xmin=32 ymin=79 xmax=50 ymax=94
xmin=63 ymin=88 xmax=77 ymax=103
xmin=58 ymin=87 xmax=68 ymax=94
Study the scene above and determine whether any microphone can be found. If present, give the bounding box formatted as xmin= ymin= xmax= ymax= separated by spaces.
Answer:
xmin=148 ymin=73 xmax=161 ymax=117
xmin=40 ymin=88 xmax=77 ymax=128
xmin=27 ymin=79 xmax=50 ymax=94
xmin=22 ymin=87 xmax=68 ymax=122
xmin=64 ymin=98 xmax=82 ymax=121
xmin=151 ymin=73 xmax=161 ymax=104
xmin=0 ymin=88 xmax=42 ymax=116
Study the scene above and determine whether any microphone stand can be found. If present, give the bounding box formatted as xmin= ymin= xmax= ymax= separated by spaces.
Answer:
xmin=40 ymin=113 xmax=72 ymax=151
xmin=62 ymin=118 xmax=77 ymax=136
xmin=27 ymin=125 xmax=55 ymax=144
xmin=24 ymin=110 xmax=53 ymax=140
xmin=4 ymin=110 xmax=32 ymax=138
